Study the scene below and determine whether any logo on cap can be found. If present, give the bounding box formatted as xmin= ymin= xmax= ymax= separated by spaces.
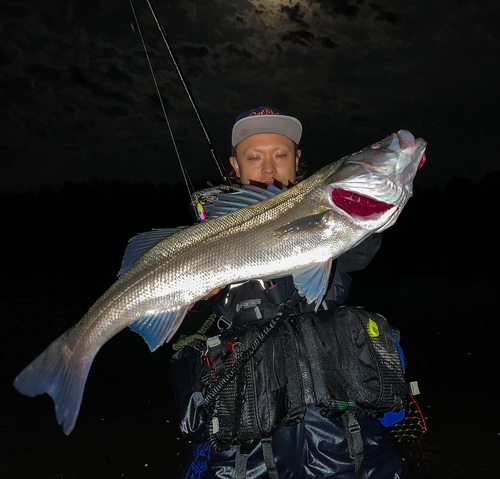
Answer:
xmin=248 ymin=107 xmax=281 ymax=116
xmin=235 ymin=106 xmax=285 ymax=123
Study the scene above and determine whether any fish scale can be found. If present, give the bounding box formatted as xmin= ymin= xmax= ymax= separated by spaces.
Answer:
xmin=14 ymin=129 xmax=426 ymax=435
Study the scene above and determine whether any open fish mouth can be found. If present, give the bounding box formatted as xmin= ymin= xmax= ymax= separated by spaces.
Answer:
xmin=331 ymin=131 xmax=427 ymax=218
xmin=332 ymin=188 xmax=394 ymax=217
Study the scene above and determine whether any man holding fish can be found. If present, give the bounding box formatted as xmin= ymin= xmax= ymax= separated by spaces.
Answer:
xmin=177 ymin=107 xmax=419 ymax=478
xmin=15 ymin=106 xmax=426 ymax=478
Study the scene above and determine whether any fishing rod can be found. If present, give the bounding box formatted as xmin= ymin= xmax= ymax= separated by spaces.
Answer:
xmin=134 ymin=0 xmax=232 ymax=188
xmin=128 ymin=0 xmax=197 ymax=212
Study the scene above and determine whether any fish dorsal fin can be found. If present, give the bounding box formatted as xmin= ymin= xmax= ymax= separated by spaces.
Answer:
xmin=118 ymin=227 xmax=189 ymax=276
xmin=292 ymin=258 xmax=333 ymax=308
xmin=204 ymin=183 xmax=287 ymax=219
xmin=129 ymin=305 xmax=191 ymax=352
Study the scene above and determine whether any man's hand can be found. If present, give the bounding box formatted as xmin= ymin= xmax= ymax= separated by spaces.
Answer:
xmin=202 ymin=287 xmax=226 ymax=300
xmin=188 ymin=286 xmax=226 ymax=311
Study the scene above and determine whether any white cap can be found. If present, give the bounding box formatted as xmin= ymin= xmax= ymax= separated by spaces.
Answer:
xmin=231 ymin=107 xmax=302 ymax=151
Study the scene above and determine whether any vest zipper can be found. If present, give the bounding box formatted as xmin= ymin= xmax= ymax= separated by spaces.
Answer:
xmin=293 ymin=319 xmax=314 ymax=404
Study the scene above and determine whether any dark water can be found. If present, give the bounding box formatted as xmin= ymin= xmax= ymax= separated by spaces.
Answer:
xmin=2 ymin=289 xmax=189 ymax=479
xmin=348 ymin=275 xmax=499 ymax=479
xmin=2 ymin=168 xmax=499 ymax=478
xmin=2 ymin=273 xmax=498 ymax=479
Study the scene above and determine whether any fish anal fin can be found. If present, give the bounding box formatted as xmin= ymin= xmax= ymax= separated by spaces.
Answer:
xmin=292 ymin=258 xmax=333 ymax=308
xmin=129 ymin=305 xmax=191 ymax=352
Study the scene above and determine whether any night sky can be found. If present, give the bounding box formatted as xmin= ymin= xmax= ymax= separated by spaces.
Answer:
xmin=2 ymin=0 xmax=499 ymax=194
xmin=3 ymin=2 xmax=500 ymax=478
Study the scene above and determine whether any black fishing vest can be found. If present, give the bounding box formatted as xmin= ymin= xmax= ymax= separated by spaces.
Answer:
xmin=213 ymin=275 xmax=342 ymax=330
xmin=171 ymin=280 xmax=410 ymax=479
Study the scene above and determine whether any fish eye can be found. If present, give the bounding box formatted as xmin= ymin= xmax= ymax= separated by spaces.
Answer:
xmin=370 ymin=143 xmax=381 ymax=150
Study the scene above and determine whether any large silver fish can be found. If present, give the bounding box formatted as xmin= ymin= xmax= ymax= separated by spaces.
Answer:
xmin=14 ymin=129 xmax=426 ymax=435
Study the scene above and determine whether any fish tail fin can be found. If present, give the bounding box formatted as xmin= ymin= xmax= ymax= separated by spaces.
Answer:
xmin=14 ymin=330 xmax=95 ymax=435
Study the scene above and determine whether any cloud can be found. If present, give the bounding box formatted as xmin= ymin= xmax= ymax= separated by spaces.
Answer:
xmin=369 ymin=3 xmax=400 ymax=24
xmin=281 ymin=29 xmax=316 ymax=47
xmin=96 ymin=104 xmax=130 ymax=116
xmin=280 ymin=4 xmax=310 ymax=29
xmin=177 ymin=43 xmax=211 ymax=59
xmin=0 ymin=38 xmax=26 ymax=65
xmin=0 ymin=44 xmax=12 ymax=66
xmin=106 ymin=64 xmax=135 ymax=84
xmin=224 ymin=42 xmax=252 ymax=59
xmin=69 ymin=66 xmax=133 ymax=103
xmin=312 ymin=0 xmax=360 ymax=19
xmin=1 ymin=75 xmax=36 ymax=103
xmin=178 ymin=0 xmax=198 ymax=23
xmin=26 ymin=63 xmax=68 ymax=80
xmin=320 ymin=36 xmax=339 ymax=49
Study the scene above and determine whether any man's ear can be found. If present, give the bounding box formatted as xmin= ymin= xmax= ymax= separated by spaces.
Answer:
xmin=229 ymin=156 xmax=240 ymax=177
xmin=295 ymin=149 xmax=301 ymax=171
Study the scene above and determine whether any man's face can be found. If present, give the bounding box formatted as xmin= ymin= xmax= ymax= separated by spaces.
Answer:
xmin=230 ymin=133 xmax=301 ymax=185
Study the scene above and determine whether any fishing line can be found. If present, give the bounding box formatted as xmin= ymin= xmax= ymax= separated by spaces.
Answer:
xmin=144 ymin=0 xmax=232 ymax=186
xmin=129 ymin=0 xmax=197 ymax=204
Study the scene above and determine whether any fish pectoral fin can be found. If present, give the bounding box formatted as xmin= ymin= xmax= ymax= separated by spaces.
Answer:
xmin=273 ymin=212 xmax=330 ymax=238
xmin=119 ymin=227 xmax=190 ymax=276
xmin=129 ymin=304 xmax=191 ymax=352
xmin=292 ymin=258 xmax=333 ymax=308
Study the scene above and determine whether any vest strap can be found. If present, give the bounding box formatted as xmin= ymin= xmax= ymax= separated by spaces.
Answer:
xmin=343 ymin=411 xmax=365 ymax=479
xmin=235 ymin=442 xmax=251 ymax=479
xmin=262 ymin=437 xmax=280 ymax=479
